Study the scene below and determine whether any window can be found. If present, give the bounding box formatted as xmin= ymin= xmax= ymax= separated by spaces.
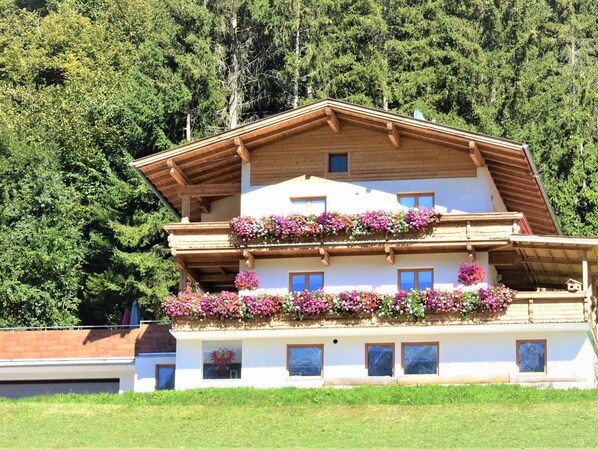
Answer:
xmin=402 ymin=342 xmax=439 ymax=375
xmin=398 ymin=269 xmax=433 ymax=291
xmin=203 ymin=341 xmax=242 ymax=379
xmin=155 ymin=364 xmax=175 ymax=390
xmin=291 ymin=197 xmax=326 ymax=215
xmin=289 ymin=272 xmax=324 ymax=292
xmin=517 ymin=340 xmax=546 ymax=373
xmin=328 ymin=153 xmax=348 ymax=173
xmin=287 ymin=344 xmax=324 ymax=377
xmin=366 ymin=343 xmax=394 ymax=377
xmin=398 ymin=192 xmax=435 ymax=209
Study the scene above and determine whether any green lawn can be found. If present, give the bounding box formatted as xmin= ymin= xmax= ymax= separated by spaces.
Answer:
xmin=1 ymin=385 xmax=598 ymax=448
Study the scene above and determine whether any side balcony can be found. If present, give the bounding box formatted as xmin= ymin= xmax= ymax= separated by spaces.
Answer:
xmin=165 ymin=212 xmax=528 ymax=291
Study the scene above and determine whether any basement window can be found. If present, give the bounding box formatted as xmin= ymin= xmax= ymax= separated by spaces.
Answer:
xmin=203 ymin=341 xmax=242 ymax=380
xmin=287 ymin=344 xmax=324 ymax=377
xmin=156 ymin=364 xmax=175 ymax=390
xmin=517 ymin=340 xmax=546 ymax=373
xmin=366 ymin=343 xmax=395 ymax=377
xmin=402 ymin=342 xmax=439 ymax=375
xmin=328 ymin=153 xmax=348 ymax=173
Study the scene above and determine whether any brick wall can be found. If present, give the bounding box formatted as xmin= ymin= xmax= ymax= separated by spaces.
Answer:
xmin=0 ymin=323 xmax=175 ymax=360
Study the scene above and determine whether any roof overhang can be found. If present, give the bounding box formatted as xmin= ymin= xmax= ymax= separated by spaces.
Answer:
xmin=131 ymin=98 xmax=560 ymax=234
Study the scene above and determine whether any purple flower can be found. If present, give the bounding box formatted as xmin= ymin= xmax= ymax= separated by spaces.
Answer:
xmin=235 ymin=271 xmax=260 ymax=290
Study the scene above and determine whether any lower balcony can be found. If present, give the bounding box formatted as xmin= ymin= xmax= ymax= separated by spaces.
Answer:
xmin=169 ymin=290 xmax=592 ymax=334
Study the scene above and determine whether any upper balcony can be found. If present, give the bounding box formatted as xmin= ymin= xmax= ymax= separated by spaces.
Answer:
xmin=165 ymin=212 xmax=529 ymax=291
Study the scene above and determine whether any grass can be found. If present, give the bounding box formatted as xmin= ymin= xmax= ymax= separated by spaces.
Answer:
xmin=1 ymin=385 xmax=598 ymax=448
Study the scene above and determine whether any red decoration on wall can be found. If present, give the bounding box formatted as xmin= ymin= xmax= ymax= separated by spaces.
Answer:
xmin=210 ymin=348 xmax=235 ymax=373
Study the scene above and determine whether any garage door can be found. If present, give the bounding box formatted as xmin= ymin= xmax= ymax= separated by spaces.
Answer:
xmin=0 ymin=379 xmax=120 ymax=398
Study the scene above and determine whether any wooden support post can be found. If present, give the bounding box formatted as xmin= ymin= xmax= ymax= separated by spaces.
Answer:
xmin=243 ymin=249 xmax=255 ymax=269
xmin=181 ymin=193 xmax=191 ymax=224
xmin=234 ymin=137 xmax=250 ymax=163
xmin=467 ymin=242 xmax=476 ymax=262
xmin=468 ymin=141 xmax=485 ymax=168
xmin=386 ymin=122 xmax=400 ymax=148
xmin=319 ymin=247 xmax=330 ymax=266
xmin=325 ymin=107 xmax=341 ymax=134
xmin=582 ymin=250 xmax=590 ymax=321
xmin=384 ymin=244 xmax=395 ymax=264
xmin=167 ymin=159 xmax=192 ymax=186
xmin=528 ymin=298 xmax=534 ymax=323
xmin=178 ymin=268 xmax=188 ymax=292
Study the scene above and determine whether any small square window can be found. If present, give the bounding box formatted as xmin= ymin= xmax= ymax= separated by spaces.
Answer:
xmin=398 ymin=192 xmax=435 ymax=209
xmin=402 ymin=342 xmax=439 ymax=375
xmin=289 ymin=272 xmax=324 ymax=292
xmin=287 ymin=345 xmax=323 ymax=377
xmin=328 ymin=153 xmax=348 ymax=173
xmin=366 ymin=344 xmax=394 ymax=377
xmin=398 ymin=269 xmax=434 ymax=291
xmin=517 ymin=340 xmax=546 ymax=373
xmin=156 ymin=364 xmax=175 ymax=390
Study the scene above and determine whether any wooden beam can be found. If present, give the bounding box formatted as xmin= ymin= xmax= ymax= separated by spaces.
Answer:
xmin=198 ymin=274 xmax=236 ymax=282
xmin=384 ymin=244 xmax=395 ymax=264
xmin=468 ymin=141 xmax=485 ymax=167
xmin=325 ymin=107 xmax=341 ymax=134
xmin=319 ymin=247 xmax=330 ymax=266
xmin=582 ymin=250 xmax=589 ymax=291
xmin=234 ymin=137 xmax=250 ymax=163
xmin=387 ymin=122 xmax=401 ymax=148
xmin=167 ymin=159 xmax=192 ymax=186
xmin=467 ymin=242 xmax=476 ymax=262
xmin=181 ymin=193 xmax=191 ymax=224
xmin=196 ymin=198 xmax=211 ymax=214
xmin=243 ymin=249 xmax=254 ymax=269
xmin=185 ymin=262 xmax=240 ymax=270
xmin=180 ymin=183 xmax=241 ymax=197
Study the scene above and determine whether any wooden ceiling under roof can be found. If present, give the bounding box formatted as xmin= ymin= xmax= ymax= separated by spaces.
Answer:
xmin=491 ymin=235 xmax=598 ymax=290
xmin=131 ymin=98 xmax=560 ymax=235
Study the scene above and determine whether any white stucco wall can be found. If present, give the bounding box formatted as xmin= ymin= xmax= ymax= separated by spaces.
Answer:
xmin=240 ymin=164 xmax=506 ymax=217
xmin=243 ymin=252 xmax=491 ymax=294
xmin=201 ymin=195 xmax=240 ymax=222
xmin=171 ymin=327 xmax=596 ymax=390
xmin=134 ymin=353 xmax=176 ymax=392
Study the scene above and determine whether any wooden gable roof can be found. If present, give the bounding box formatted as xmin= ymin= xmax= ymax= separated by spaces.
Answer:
xmin=131 ymin=98 xmax=560 ymax=234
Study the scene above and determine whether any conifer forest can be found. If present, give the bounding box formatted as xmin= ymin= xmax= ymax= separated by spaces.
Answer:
xmin=0 ymin=0 xmax=596 ymax=326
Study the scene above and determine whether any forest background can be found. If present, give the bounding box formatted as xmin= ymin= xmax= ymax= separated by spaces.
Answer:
xmin=0 ymin=0 xmax=595 ymax=326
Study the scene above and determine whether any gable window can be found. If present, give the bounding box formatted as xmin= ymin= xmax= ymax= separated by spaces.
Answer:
xmin=291 ymin=197 xmax=326 ymax=215
xmin=398 ymin=269 xmax=433 ymax=291
xmin=402 ymin=342 xmax=439 ymax=375
xmin=155 ymin=364 xmax=175 ymax=390
xmin=203 ymin=341 xmax=242 ymax=379
xmin=328 ymin=153 xmax=348 ymax=173
xmin=517 ymin=340 xmax=546 ymax=374
xmin=397 ymin=192 xmax=435 ymax=209
xmin=287 ymin=344 xmax=324 ymax=377
xmin=366 ymin=343 xmax=394 ymax=377
xmin=289 ymin=272 xmax=324 ymax=292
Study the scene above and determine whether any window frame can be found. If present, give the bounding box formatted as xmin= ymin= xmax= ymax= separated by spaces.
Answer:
xmin=401 ymin=342 xmax=440 ymax=376
xmin=397 ymin=192 xmax=435 ymax=209
xmin=155 ymin=364 xmax=176 ymax=391
xmin=288 ymin=271 xmax=325 ymax=292
xmin=287 ymin=344 xmax=324 ymax=378
xmin=397 ymin=268 xmax=434 ymax=291
xmin=365 ymin=343 xmax=395 ymax=377
xmin=326 ymin=151 xmax=350 ymax=176
xmin=516 ymin=339 xmax=547 ymax=374
xmin=290 ymin=196 xmax=327 ymax=215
